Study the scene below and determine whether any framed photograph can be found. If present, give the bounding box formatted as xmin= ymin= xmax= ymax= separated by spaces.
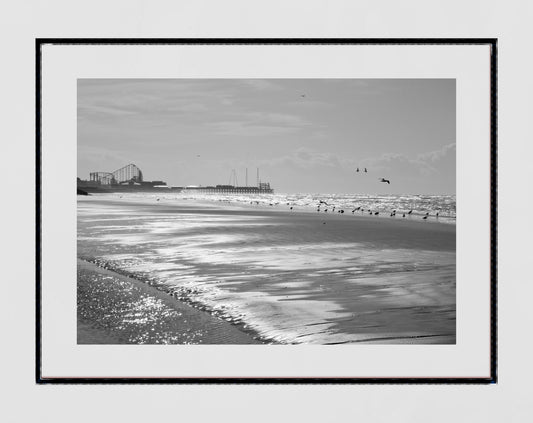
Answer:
xmin=37 ymin=39 xmax=496 ymax=383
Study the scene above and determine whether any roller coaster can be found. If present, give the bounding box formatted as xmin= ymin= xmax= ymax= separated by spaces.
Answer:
xmin=89 ymin=163 xmax=144 ymax=185
xmin=80 ymin=163 xmax=273 ymax=194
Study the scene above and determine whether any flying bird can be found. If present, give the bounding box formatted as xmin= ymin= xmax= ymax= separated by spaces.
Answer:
xmin=319 ymin=200 xmax=330 ymax=206
xmin=379 ymin=178 xmax=391 ymax=184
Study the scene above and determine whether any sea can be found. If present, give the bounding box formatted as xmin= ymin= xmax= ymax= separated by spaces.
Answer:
xmin=77 ymin=192 xmax=456 ymax=344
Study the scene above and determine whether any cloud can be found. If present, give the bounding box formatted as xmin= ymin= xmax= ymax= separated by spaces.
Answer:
xmin=361 ymin=143 xmax=456 ymax=177
xmin=361 ymin=153 xmax=435 ymax=177
xmin=286 ymin=99 xmax=332 ymax=109
xmin=260 ymin=148 xmax=343 ymax=170
xmin=259 ymin=143 xmax=455 ymax=177
xmin=206 ymin=120 xmax=301 ymax=136
xmin=418 ymin=142 xmax=456 ymax=162
xmin=77 ymin=79 xmax=236 ymax=123
xmin=241 ymin=80 xmax=282 ymax=91
xmin=78 ymin=104 xmax=137 ymax=117
xmin=205 ymin=110 xmax=312 ymax=137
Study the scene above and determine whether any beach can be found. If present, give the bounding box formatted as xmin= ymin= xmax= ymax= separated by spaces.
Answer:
xmin=77 ymin=194 xmax=456 ymax=344
xmin=77 ymin=259 xmax=262 ymax=344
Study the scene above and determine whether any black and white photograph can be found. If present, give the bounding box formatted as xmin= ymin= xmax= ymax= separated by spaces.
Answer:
xmin=37 ymin=40 xmax=496 ymax=383
xmin=76 ymin=78 xmax=457 ymax=346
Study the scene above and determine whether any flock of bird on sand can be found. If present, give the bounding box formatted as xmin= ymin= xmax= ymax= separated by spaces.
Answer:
xmin=152 ymin=163 xmax=441 ymax=220
xmin=286 ymin=167 xmax=439 ymax=220
xmin=314 ymin=200 xmax=439 ymax=220
xmin=155 ymin=195 xmax=440 ymax=220
xmin=242 ymin=199 xmax=440 ymax=221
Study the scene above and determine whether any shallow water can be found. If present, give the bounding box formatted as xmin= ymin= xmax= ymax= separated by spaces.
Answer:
xmin=78 ymin=193 xmax=456 ymax=344
xmin=104 ymin=191 xmax=456 ymax=223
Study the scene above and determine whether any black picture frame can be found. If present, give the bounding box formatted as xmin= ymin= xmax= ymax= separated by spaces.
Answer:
xmin=36 ymin=38 xmax=497 ymax=384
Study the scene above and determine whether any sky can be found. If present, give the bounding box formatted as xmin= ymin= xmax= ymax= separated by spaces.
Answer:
xmin=78 ymin=79 xmax=455 ymax=194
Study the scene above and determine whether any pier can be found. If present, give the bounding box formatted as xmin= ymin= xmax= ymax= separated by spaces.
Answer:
xmin=78 ymin=164 xmax=274 ymax=194
xmin=182 ymin=184 xmax=273 ymax=194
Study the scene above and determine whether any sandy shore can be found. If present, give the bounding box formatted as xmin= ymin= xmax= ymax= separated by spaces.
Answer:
xmin=77 ymin=259 xmax=262 ymax=344
xmin=78 ymin=196 xmax=456 ymax=344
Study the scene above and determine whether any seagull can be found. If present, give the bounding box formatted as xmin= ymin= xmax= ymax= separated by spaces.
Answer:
xmin=356 ymin=167 xmax=359 ymax=172
xmin=319 ymin=200 xmax=329 ymax=206
xmin=422 ymin=215 xmax=428 ymax=220
xmin=374 ymin=211 xmax=379 ymax=215
xmin=379 ymin=178 xmax=391 ymax=184
xmin=364 ymin=168 xmax=367 ymax=173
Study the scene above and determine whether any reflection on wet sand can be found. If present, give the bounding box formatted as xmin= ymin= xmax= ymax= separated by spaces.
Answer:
xmin=78 ymin=195 xmax=456 ymax=344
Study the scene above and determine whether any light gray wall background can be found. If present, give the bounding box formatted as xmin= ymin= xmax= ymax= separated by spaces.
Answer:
xmin=2 ymin=1 xmax=530 ymax=422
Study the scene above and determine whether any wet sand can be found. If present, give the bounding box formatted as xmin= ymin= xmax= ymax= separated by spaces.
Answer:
xmin=78 ymin=196 xmax=456 ymax=344
xmin=77 ymin=259 xmax=262 ymax=344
